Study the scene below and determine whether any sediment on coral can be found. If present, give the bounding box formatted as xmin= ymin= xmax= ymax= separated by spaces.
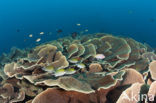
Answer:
xmin=0 ymin=33 xmax=156 ymax=103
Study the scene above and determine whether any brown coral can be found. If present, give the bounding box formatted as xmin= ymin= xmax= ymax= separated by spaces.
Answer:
xmin=32 ymin=88 xmax=98 ymax=103
xmin=49 ymin=55 xmax=69 ymax=70
xmin=148 ymin=81 xmax=156 ymax=100
xmin=149 ymin=61 xmax=156 ymax=80
xmin=117 ymin=83 xmax=143 ymax=103
xmin=0 ymin=83 xmax=25 ymax=103
xmin=89 ymin=63 xmax=103 ymax=73
xmin=121 ymin=68 xmax=144 ymax=86
xmin=35 ymin=76 xmax=94 ymax=93
xmin=17 ymin=81 xmax=43 ymax=97
xmin=4 ymin=62 xmax=19 ymax=78
xmin=83 ymin=43 xmax=96 ymax=60
xmin=0 ymin=33 xmax=154 ymax=103
xmin=142 ymin=52 xmax=156 ymax=62
xmin=67 ymin=44 xmax=78 ymax=58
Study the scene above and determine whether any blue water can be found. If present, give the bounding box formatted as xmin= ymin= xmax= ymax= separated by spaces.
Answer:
xmin=0 ymin=0 xmax=156 ymax=54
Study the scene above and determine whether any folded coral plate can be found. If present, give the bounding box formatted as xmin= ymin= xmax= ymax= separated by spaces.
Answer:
xmin=0 ymin=33 xmax=156 ymax=103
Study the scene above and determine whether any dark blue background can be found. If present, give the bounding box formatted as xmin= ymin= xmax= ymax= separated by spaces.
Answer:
xmin=0 ymin=0 xmax=156 ymax=54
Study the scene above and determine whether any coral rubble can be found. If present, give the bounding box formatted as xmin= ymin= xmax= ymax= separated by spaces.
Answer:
xmin=0 ymin=33 xmax=156 ymax=103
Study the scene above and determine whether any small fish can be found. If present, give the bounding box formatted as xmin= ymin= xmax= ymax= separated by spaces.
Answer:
xmin=57 ymin=29 xmax=63 ymax=33
xmin=43 ymin=65 xmax=54 ymax=73
xmin=76 ymin=23 xmax=81 ymax=26
xmin=54 ymin=69 xmax=66 ymax=77
xmin=40 ymin=32 xmax=44 ymax=35
xmin=36 ymin=38 xmax=41 ymax=42
xmin=94 ymin=54 xmax=105 ymax=60
xmin=76 ymin=63 xmax=85 ymax=69
xmin=71 ymin=32 xmax=77 ymax=39
xmin=65 ymin=68 xmax=76 ymax=75
xmin=29 ymin=34 xmax=33 ymax=38
xmin=85 ymin=29 xmax=88 ymax=32
xmin=16 ymin=29 xmax=20 ymax=32
xmin=69 ymin=58 xmax=79 ymax=63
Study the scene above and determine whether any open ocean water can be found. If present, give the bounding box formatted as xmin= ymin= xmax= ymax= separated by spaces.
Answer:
xmin=0 ymin=0 xmax=156 ymax=54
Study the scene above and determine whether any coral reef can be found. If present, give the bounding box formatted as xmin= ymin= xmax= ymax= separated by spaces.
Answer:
xmin=0 ymin=33 xmax=156 ymax=103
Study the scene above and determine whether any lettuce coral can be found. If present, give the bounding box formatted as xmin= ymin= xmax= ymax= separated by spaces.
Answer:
xmin=0 ymin=33 xmax=156 ymax=103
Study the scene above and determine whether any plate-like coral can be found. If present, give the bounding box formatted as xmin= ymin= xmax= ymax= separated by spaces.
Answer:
xmin=0 ymin=33 xmax=155 ymax=103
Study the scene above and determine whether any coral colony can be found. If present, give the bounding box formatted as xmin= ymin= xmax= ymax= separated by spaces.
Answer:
xmin=0 ymin=33 xmax=156 ymax=103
